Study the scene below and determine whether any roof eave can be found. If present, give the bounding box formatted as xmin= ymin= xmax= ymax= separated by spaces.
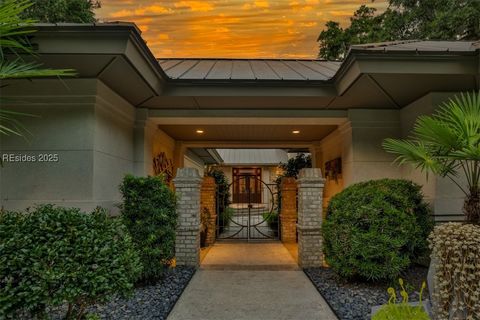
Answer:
xmin=32 ymin=23 xmax=170 ymax=104
xmin=333 ymin=48 xmax=480 ymax=95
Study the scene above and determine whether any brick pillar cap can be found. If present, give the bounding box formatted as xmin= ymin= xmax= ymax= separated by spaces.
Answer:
xmin=280 ymin=176 xmax=297 ymax=185
xmin=174 ymin=168 xmax=202 ymax=184
xmin=202 ymin=176 xmax=216 ymax=186
xmin=298 ymin=168 xmax=325 ymax=184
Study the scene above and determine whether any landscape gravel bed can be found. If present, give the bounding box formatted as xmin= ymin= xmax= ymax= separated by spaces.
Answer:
xmin=89 ymin=266 xmax=195 ymax=320
xmin=48 ymin=266 xmax=195 ymax=320
xmin=304 ymin=266 xmax=429 ymax=320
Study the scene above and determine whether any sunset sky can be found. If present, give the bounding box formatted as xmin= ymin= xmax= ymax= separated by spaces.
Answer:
xmin=96 ymin=0 xmax=388 ymax=59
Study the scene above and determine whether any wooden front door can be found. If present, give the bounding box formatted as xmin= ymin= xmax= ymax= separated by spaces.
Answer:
xmin=232 ymin=168 xmax=262 ymax=203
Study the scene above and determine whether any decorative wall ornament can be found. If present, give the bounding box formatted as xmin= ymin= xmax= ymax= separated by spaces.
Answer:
xmin=153 ymin=152 xmax=174 ymax=184
xmin=325 ymin=157 xmax=342 ymax=182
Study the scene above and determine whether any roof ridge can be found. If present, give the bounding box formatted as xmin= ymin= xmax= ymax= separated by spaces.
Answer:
xmin=351 ymin=40 xmax=420 ymax=49
xmin=157 ymin=58 xmax=331 ymax=62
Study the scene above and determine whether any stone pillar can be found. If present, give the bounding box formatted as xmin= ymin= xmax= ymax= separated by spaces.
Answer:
xmin=173 ymin=168 xmax=202 ymax=267
xmin=297 ymin=168 xmax=325 ymax=268
xmin=280 ymin=177 xmax=297 ymax=243
xmin=201 ymin=176 xmax=217 ymax=246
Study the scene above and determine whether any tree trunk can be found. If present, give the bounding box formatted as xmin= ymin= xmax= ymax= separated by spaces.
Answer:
xmin=463 ymin=188 xmax=480 ymax=224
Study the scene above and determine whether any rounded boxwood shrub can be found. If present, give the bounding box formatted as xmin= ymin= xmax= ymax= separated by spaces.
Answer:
xmin=0 ymin=205 xmax=142 ymax=319
xmin=119 ymin=174 xmax=177 ymax=283
xmin=323 ymin=179 xmax=433 ymax=281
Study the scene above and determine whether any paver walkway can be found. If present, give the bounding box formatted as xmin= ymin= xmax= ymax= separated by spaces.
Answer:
xmin=168 ymin=242 xmax=337 ymax=320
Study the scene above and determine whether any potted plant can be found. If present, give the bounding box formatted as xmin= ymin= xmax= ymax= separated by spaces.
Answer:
xmin=371 ymin=279 xmax=431 ymax=320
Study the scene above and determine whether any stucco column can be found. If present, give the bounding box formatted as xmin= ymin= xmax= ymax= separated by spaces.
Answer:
xmin=133 ymin=108 xmax=155 ymax=176
xmin=297 ymin=168 xmax=325 ymax=268
xmin=173 ymin=141 xmax=186 ymax=171
xmin=309 ymin=141 xmax=323 ymax=169
xmin=280 ymin=177 xmax=297 ymax=243
xmin=173 ymin=168 xmax=202 ymax=267
xmin=201 ymin=176 xmax=217 ymax=246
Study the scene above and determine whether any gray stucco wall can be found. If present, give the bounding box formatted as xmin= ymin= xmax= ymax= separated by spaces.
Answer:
xmin=329 ymin=92 xmax=466 ymax=222
xmin=0 ymin=79 xmax=136 ymax=213
xmin=348 ymin=109 xmax=402 ymax=183
xmin=400 ymin=92 xmax=466 ymax=221
xmin=93 ymin=81 xmax=136 ymax=212
xmin=319 ymin=92 xmax=466 ymax=222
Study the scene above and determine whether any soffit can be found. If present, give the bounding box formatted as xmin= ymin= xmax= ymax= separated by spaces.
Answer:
xmin=158 ymin=124 xmax=337 ymax=141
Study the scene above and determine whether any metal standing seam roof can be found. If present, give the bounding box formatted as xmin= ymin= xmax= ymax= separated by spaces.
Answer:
xmin=216 ymin=149 xmax=288 ymax=165
xmin=350 ymin=40 xmax=480 ymax=52
xmin=158 ymin=59 xmax=342 ymax=81
xmin=158 ymin=40 xmax=479 ymax=81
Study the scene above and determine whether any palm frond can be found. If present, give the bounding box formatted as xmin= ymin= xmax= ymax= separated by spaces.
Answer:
xmin=0 ymin=109 xmax=37 ymax=138
xmin=0 ymin=0 xmax=35 ymax=55
xmin=0 ymin=59 xmax=76 ymax=79
xmin=436 ymin=92 xmax=480 ymax=145
xmin=383 ymin=91 xmax=480 ymax=195
xmin=451 ymin=146 xmax=480 ymax=161
xmin=412 ymin=115 xmax=459 ymax=150
xmin=382 ymin=138 xmax=444 ymax=174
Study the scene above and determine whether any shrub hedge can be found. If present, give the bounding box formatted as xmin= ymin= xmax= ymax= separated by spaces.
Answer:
xmin=0 ymin=205 xmax=141 ymax=319
xmin=323 ymin=179 xmax=433 ymax=281
xmin=119 ymin=174 xmax=177 ymax=283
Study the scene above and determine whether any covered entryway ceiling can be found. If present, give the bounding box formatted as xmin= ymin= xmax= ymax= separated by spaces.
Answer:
xmin=158 ymin=124 xmax=337 ymax=142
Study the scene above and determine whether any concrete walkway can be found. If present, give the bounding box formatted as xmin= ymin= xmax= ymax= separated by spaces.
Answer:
xmin=168 ymin=242 xmax=337 ymax=320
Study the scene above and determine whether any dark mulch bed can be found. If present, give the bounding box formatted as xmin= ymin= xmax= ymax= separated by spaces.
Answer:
xmin=89 ymin=267 xmax=195 ymax=320
xmin=47 ymin=266 xmax=195 ymax=320
xmin=304 ymin=266 xmax=429 ymax=320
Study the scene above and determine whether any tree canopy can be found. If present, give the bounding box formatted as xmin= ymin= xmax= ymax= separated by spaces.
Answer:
xmin=19 ymin=0 xmax=100 ymax=23
xmin=318 ymin=0 xmax=480 ymax=60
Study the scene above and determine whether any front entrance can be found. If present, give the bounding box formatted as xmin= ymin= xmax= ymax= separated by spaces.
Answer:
xmin=217 ymin=174 xmax=279 ymax=240
xmin=232 ymin=167 xmax=262 ymax=203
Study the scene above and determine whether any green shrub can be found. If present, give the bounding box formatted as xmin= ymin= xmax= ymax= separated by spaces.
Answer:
xmin=119 ymin=174 xmax=177 ymax=283
xmin=262 ymin=211 xmax=279 ymax=230
xmin=323 ymin=179 xmax=433 ymax=281
xmin=220 ymin=207 xmax=233 ymax=229
xmin=0 ymin=205 xmax=142 ymax=319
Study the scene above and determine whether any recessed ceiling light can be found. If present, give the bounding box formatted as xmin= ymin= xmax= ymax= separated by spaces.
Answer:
xmin=292 ymin=130 xmax=300 ymax=134
xmin=196 ymin=130 xmax=204 ymax=134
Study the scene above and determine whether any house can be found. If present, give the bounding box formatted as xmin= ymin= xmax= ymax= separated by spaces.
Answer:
xmin=1 ymin=22 xmax=479 ymax=222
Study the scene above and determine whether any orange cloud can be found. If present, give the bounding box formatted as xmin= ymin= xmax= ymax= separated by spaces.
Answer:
xmin=300 ymin=21 xmax=317 ymax=27
xmin=330 ymin=10 xmax=352 ymax=17
xmin=254 ymin=1 xmax=269 ymax=8
xmin=110 ymin=4 xmax=171 ymax=17
xmin=174 ymin=1 xmax=214 ymax=12
xmin=97 ymin=0 xmax=389 ymax=59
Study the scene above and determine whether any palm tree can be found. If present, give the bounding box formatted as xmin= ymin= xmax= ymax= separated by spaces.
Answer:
xmin=0 ymin=0 xmax=75 ymax=141
xmin=383 ymin=92 xmax=480 ymax=224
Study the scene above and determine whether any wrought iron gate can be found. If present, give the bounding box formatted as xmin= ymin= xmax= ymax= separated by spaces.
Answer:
xmin=216 ymin=175 xmax=279 ymax=240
